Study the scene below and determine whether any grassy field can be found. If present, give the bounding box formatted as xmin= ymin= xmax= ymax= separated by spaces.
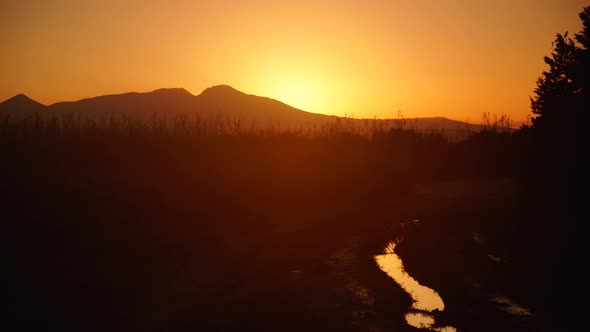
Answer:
xmin=4 ymin=115 xmax=575 ymax=331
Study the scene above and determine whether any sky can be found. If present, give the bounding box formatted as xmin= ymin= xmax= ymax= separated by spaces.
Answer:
xmin=1 ymin=0 xmax=588 ymax=125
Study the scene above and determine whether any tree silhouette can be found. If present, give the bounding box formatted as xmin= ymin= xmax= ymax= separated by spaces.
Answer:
xmin=575 ymin=6 xmax=590 ymax=110
xmin=523 ymin=6 xmax=588 ymax=208
xmin=530 ymin=33 xmax=578 ymax=130
xmin=520 ymin=7 xmax=589 ymax=252
xmin=521 ymin=12 xmax=588 ymax=330
xmin=530 ymin=6 xmax=589 ymax=135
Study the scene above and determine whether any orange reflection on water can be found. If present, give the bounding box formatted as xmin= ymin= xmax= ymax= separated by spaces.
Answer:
xmin=375 ymin=241 xmax=456 ymax=331
xmin=374 ymin=242 xmax=444 ymax=311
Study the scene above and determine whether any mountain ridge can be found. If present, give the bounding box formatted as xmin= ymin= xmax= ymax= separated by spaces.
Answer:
xmin=0 ymin=93 xmax=46 ymax=113
xmin=0 ymin=85 xmax=487 ymax=133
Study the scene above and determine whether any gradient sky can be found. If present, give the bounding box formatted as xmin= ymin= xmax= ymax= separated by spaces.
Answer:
xmin=1 ymin=0 xmax=587 ymax=125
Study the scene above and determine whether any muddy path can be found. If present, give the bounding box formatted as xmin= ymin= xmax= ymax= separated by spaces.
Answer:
xmin=340 ymin=177 xmax=548 ymax=331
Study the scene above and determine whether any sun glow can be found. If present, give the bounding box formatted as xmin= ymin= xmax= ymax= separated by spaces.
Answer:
xmin=1 ymin=1 xmax=585 ymax=126
xmin=272 ymin=78 xmax=319 ymax=112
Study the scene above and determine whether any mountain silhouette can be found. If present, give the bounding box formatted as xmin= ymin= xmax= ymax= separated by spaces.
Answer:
xmin=0 ymin=85 xmax=485 ymax=133
xmin=45 ymin=85 xmax=332 ymax=128
xmin=195 ymin=85 xmax=333 ymax=126
xmin=0 ymin=93 xmax=46 ymax=113
xmin=49 ymin=88 xmax=196 ymax=116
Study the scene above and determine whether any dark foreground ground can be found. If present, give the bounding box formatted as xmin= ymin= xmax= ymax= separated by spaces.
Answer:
xmin=9 ymin=178 xmax=578 ymax=332
xmin=4 ymin=129 xmax=580 ymax=332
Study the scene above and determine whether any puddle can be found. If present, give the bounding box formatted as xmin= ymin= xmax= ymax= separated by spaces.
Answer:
xmin=487 ymin=254 xmax=503 ymax=264
xmin=491 ymin=297 xmax=533 ymax=317
xmin=375 ymin=239 xmax=457 ymax=331
xmin=406 ymin=312 xmax=458 ymax=331
xmin=471 ymin=232 xmax=485 ymax=245
xmin=375 ymin=242 xmax=444 ymax=311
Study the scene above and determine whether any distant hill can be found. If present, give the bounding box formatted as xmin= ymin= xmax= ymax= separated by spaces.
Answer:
xmin=0 ymin=94 xmax=46 ymax=114
xmin=0 ymin=85 xmax=487 ymax=135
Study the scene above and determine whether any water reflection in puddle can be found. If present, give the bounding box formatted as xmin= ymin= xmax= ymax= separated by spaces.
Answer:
xmin=406 ymin=312 xmax=457 ymax=332
xmin=374 ymin=241 xmax=457 ymax=331
xmin=491 ymin=297 xmax=532 ymax=317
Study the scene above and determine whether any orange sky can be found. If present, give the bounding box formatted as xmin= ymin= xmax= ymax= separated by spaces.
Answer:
xmin=1 ymin=0 xmax=587 ymax=125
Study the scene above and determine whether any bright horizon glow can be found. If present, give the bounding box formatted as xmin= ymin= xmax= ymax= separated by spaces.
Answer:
xmin=1 ymin=0 xmax=587 ymax=125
